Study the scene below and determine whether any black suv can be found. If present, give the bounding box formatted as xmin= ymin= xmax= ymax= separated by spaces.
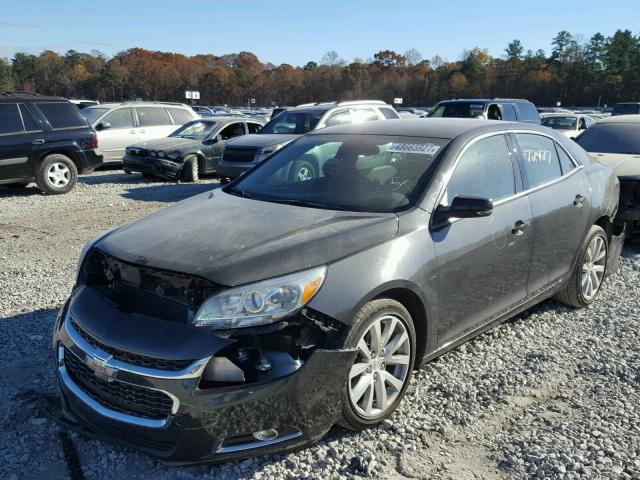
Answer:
xmin=0 ymin=92 xmax=103 ymax=194
xmin=430 ymin=98 xmax=540 ymax=124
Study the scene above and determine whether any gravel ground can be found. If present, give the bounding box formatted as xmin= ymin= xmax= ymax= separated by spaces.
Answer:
xmin=0 ymin=170 xmax=638 ymax=480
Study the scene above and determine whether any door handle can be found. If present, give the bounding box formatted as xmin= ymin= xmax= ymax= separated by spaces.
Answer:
xmin=32 ymin=138 xmax=45 ymax=144
xmin=129 ymin=130 xmax=136 ymax=134
xmin=139 ymin=129 xmax=146 ymax=134
xmin=573 ymin=194 xmax=586 ymax=207
xmin=511 ymin=220 xmax=529 ymax=235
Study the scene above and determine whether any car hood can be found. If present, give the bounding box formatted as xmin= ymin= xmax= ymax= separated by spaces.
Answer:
xmin=134 ymin=136 xmax=202 ymax=153
xmin=225 ymin=133 xmax=299 ymax=149
xmin=97 ymin=189 xmax=399 ymax=286
xmin=591 ymin=152 xmax=640 ymax=180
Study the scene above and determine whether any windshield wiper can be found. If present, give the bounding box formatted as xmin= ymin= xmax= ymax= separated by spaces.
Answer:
xmin=263 ymin=198 xmax=353 ymax=211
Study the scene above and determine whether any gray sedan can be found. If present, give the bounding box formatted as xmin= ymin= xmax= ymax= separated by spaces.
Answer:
xmin=53 ymin=118 xmax=621 ymax=464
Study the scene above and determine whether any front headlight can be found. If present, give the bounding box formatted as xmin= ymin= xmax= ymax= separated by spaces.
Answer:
xmin=157 ymin=151 xmax=166 ymax=158
xmin=193 ymin=266 xmax=326 ymax=329
xmin=258 ymin=143 xmax=287 ymax=161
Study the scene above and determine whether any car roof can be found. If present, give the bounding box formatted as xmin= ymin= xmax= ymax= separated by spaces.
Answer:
xmin=437 ymin=98 xmax=532 ymax=104
xmin=597 ymin=114 xmax=640 ymax=124
xmin=310 ymin=118 xmax=547 ymax=139
xmin=86 ymin=102 xmax=192 ymax=109
xmin=0 ymin=93 xmax=68 ymax=102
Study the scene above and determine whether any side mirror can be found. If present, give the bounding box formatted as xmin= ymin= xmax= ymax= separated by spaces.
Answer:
xmin=202 ymin=136 xmax=218 ymax=145
xmin=96 ymin=122 xmax=111 ymax=131
xmin=432 ymin=195 xmax=494 ymax=228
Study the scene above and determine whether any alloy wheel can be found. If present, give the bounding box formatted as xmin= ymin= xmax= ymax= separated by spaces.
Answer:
xmin=581 ymin=235 xmax=606 ymax=301
xmin=47 ymin=162 xmax=71 ymax=188
xmin=296 ymin=166 xmax=313 ymax=181
xmin=348 ymin=314 xmax=411 ymax=418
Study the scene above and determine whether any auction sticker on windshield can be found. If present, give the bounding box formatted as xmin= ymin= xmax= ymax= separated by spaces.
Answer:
xmin=389 ymin=143 xmax=441 ymax=155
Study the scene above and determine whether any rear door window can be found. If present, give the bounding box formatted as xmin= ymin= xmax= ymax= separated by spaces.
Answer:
xmin=19 ymin=104 xmax=41 ymax=131
xmin=351 ymin=108 xmax=379 ymax=122
xmin=515 ymin=102 xmax=540 ymax=122
xmin=36 ymin=101 xmax=88 ymax=129
xmin=135 ymin=107 xmax=172 ymax=127
xmin=501 ymin=104 xmax=517 ymax=121
xmin=514 ymin=133 xmax=562 ymax=188
xmin=0 ymin=103 xmax=23 ymax=135
xmin=379 ymin=107 xmax=400 ymax=119
xmin=247 ymin=122 xmax=262 ymax=133
xmin=218 ymin=122 xmax=245 ymax=141
xmin=325 ymin=110 xmax=351 ymax=127
xmin=102 ymin=108 xmax=134 ymax=129
xmin=166 ymin=107 xmax=194 ymax=125
xmin=555 ymin=144 xmax=576 ymax=174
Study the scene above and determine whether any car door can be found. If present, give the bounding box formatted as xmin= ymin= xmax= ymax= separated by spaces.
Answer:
xmin=511 ymin=132 xmax=591 ymax=294
xmin=135 ymin=106 xmax=174 ymax=144
xmin=95 ymin=107 xmax=137 ymax=162
xmin=431 ymin=133 xmax=533 ymax=345
xmin=0 ymin=102 xmax=45 ymax=180
xmin=205 ymin=121 xmax=246 ymax=171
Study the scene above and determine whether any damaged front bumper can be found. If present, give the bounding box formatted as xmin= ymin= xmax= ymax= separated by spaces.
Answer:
xmin=617 ymin=179 xmax=640 ymax=239
xmin=122 ymin=154 xmax=184 ymax=180
xmin=52 ymin=296 xmax=355 ymax=464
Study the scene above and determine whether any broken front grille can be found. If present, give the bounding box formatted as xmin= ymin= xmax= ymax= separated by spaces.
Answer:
xmin=81 ymin=248 xmax=219 ymax=324
xmin=64 ymin=347 xmax=174 ymax=420
xmin=71 ymin=317 xmax=193 ymax=371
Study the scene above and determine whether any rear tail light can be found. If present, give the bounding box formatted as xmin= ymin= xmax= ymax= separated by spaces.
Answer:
xmin=89 ymin=130 xmax=98 ymax=149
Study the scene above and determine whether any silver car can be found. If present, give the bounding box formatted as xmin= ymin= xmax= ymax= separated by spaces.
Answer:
xmin=81 ymin=102 xmax=199 ymax=163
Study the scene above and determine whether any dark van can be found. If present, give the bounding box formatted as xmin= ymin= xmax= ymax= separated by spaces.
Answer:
xmin=612 ymin=102 xmax=640 ymax=116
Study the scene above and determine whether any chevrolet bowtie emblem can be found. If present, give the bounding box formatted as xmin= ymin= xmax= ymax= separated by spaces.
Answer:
xmin=86 ymin=354 xmax=118 ymax=382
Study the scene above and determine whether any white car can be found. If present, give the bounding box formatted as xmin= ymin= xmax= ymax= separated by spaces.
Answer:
xmin=541 ymin=113 xmax=596 ymax=139
xmin=82 ymin=102 xmax=199 ymax=163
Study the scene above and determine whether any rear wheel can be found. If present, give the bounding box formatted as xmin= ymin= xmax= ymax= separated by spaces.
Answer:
xmin=35 ymin=154 xmax=78 ymax=195
xmin=182 ymin=155 xmax=199 ymax=182
xmin=339 ymin=299 xmax=415 ymax=430
xmin=555 ymin=225 xmax=608 ymax=307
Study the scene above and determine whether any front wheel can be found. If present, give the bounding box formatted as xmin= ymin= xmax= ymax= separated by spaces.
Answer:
xmin=555 ymin=225 xmax=608 ymax=308
xmin=182 ymin=155 xmax=199 ymax=182
xmin=339 ymin=299 xmax=415 ymax=430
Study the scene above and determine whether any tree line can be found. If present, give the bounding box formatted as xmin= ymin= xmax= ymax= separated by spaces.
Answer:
xmin=1 ymin=30 xmax=639 ymax=108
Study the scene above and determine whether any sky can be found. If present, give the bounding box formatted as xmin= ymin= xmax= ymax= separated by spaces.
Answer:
xmin=1 ymin=0 xmax=639 ymax=65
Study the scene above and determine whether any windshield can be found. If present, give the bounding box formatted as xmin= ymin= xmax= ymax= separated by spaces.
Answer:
xmin=542 ymin=116 xmax=577 ymax=130
xmin=431 ymin=102 xmax=485 ymax=118
xmin=82 ymin=107 xmax=109 ymax=124
xmin=576 ymin=123 xmax=640 ymax=154
xmin=260 ymin=110 xmax=324 ymax=134
xmin=227 ymin=134 xmax=449 ymax=213
xmin=169 ymin=120 xmax=217 ymax=139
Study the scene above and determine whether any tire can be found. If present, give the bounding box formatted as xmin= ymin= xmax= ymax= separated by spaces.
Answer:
xmin=182 ymin=155 xmax=199 ymax=182
xmin=555 ymin=225 xmax=608 ymax=308
xmin=339 ymin=298 xmax=416 ymax=430
xmin=289 ymin=158 xmax=317 ymax=182
xmin=35 ymin=154 xmax=78 ymax=195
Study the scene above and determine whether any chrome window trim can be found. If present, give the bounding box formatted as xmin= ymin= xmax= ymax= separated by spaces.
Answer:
xmin=58 ymin=346 xmax=175 ymax=428
xmin=433 ymin=129 xmax=585 ymax=213
xmin=64 ymin=313 xmax=210 ymax=380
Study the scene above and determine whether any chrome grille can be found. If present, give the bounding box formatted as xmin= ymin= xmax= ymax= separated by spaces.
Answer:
xmin=63 ymin=347 xmax=173 ymax=420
